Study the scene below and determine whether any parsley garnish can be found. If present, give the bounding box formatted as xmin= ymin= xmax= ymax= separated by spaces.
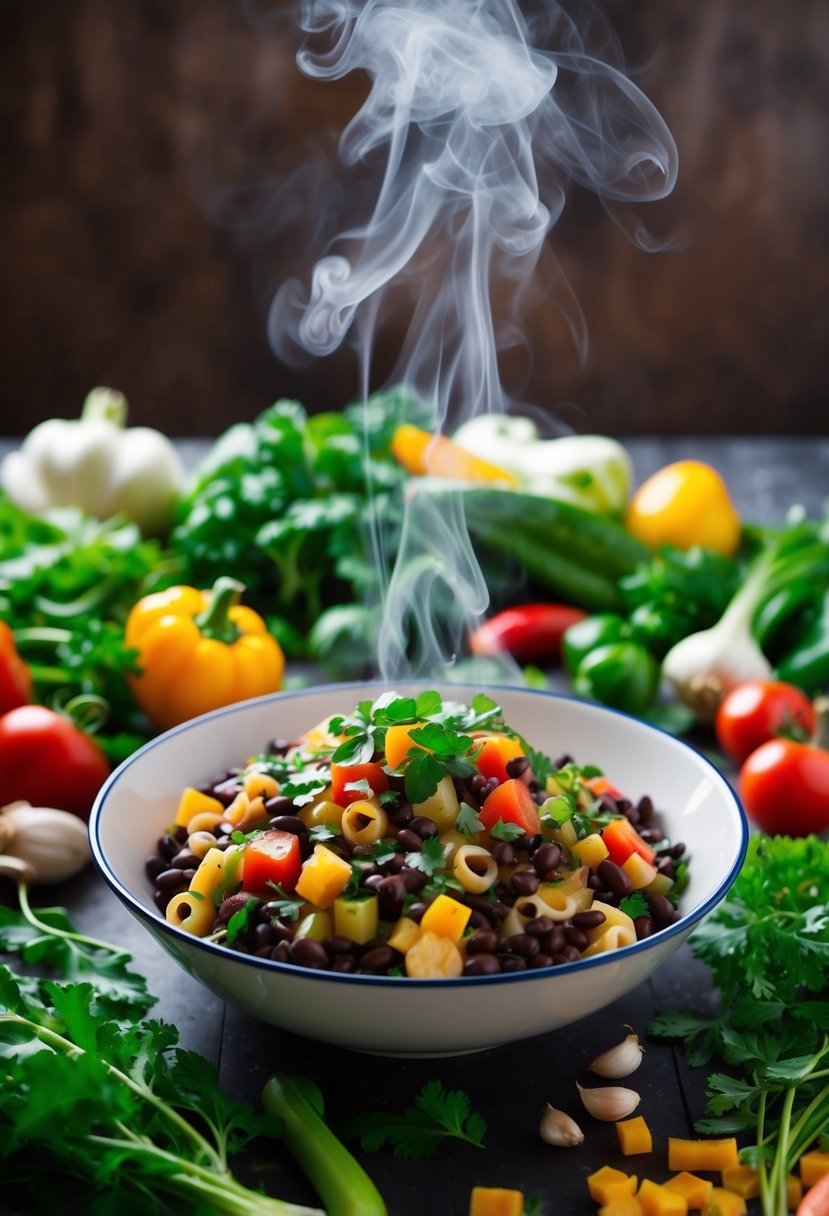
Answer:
xmin=404 ymin=835 xmax=447 ymax=878
xmin=225 ymin=896 xmax=260 ymax=945
xmin=619 ymin=892 xmax=649 ymax=921
xmin=341 ymin=1079 xmax=487 ymax=1159
xmin=490 ymin=819 xmax=526 ymax=842
xmin=279 ymin=772 xmax=330 ymax=807
xmin=308 ymin=822 xmax=342 ymax=844
xmin=650 ymin=834 xmax=829 ymax=1216
xmin=456 ymin=802 xmax=485 ymax=835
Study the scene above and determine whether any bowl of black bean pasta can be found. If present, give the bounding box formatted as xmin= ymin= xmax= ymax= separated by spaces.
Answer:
xmin=89 ymin=682 xmax=747 ymax=1056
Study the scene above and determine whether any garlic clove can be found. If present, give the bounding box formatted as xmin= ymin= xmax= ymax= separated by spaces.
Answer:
xmin=589 ymin=1031 xmax=645 ymax=1079
xmin=539 ymin=1104 xmax=585 ymax=1147
xmin=576 ymin=1082 xmax=640 ymax=1122
xmin=2 ymin=805 xmax=91 ymax=884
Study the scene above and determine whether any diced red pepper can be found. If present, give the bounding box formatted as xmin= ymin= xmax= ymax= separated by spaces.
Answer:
xmin=475 ymin=735 xmax=526 ymax=785
xmin=480 ymin=778 xmax=541 ymax=836
xmin=601 ymin=817 xmax=656 ymax=867
xmin=0 ymin=621 xmax=32 ymax=715
xmin=583 ymin=775 xmax=623 ymax=799
xmin=330 ymin=761 xmax=389 ymax=806
xmin=242 ymin=830 xmax=302 ymax=894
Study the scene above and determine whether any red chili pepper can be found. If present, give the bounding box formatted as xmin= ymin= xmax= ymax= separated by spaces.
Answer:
xmin=470 ymin=603 xmax=588 ymax=663
xmin=0 ymin=621 xmax=32 ymax=715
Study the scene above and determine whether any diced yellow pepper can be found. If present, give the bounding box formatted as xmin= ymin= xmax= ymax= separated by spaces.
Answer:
xmin=800 ymin=1150 xmax=829 ymax=1188
xmin=616 ymin=1116 xmax=653 ymax=1156
xmin=387 ymin=916 xmax=422 ymax=954
xmin=334 ymin=894 xmax=379 ymax=945
xmin=294 ymin=909 xmax=333 ymax=941
xmin=420 ymin=893 xmax=472 ymax=942
xmin=295 ymin=844 xmax=352 ymax=909
xmin=243 ymin=770 xmax=279 ymax=800
xmin=668 ymin=1138 xmax=740 ymax=1173
xmin=468 ymin=1186 xmax=524 ymax=1216
xmin=405 ymin=931 xmax=463 ymax=978
xmin=664 ymin=1173 xmax=713 ymax=1210
xmin=298 ymin=798 xmax=344 ymax=829
xmin=720 ymin=1166 xmax=759 ymax=1199
xmin=587 ymin=1166 xmax=639 ymax=1205
xmin=643 ymin=871 xmax=675 ymax=898
xmin=700 ymin=1187 xmax=746 ymax=1216
xmin=636 ymin=1178 xmax=687 ymax=1216
xmin=573 ymin=832 xmax=609 ymax=868
xmin=174 ymin=786 xmax=224 ymax=827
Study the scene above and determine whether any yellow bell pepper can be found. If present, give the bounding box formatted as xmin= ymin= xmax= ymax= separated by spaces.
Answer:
xmin=125 ymin=577 xmax=284 ymax=731
xmin=625 ymin=460 xmax=742 ymax=557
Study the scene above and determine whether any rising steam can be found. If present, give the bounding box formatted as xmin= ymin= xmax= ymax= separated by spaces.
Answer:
xmin=268 ymin=0 xmax=678 ymax=680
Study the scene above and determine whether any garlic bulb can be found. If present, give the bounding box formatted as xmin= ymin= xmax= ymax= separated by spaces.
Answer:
xmin=539 ymin=1104 xmax=584 ymax=1147
xmin=1 ymin=803 xmax=91 ymax=884
xmin=589 ymin=1031 xmax=645 ymax=1079
xmin=576 ymin=1083 xmax=640 ymax=1122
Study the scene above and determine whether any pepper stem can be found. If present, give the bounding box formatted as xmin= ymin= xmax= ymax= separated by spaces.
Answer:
xmin=195 ymin=578 xmax=245 ymax=644
xmin=81 ymin=386 xmax=128 ymax=428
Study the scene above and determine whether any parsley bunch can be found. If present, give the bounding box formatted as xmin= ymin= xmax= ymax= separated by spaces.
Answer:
xmin=0 ymin=884 xmax=322 ymax=1216
xmin=650 ymin=834 xmax=829 ymax=1216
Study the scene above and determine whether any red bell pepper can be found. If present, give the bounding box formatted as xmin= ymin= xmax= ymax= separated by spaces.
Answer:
xmin=601 ymin=817 xmax=656 ymax=867
xmin=330 ymin=761 xmax=389 ymax=807
xmin=0 ymin=621 xmax=32 ymax=715
xmin=480 ymin=778 xmax=541 ymax=836
xmin=470 ymin=603 xmax=588 ymax=663
xmin=475 ymin=735 xmax=526 ymax=785
xmin=242 ymin=830 xmax=302 ymax=894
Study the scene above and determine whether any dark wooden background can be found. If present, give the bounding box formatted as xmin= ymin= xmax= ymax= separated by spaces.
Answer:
xmin=1 ymin=0 xmax=828 ymax=438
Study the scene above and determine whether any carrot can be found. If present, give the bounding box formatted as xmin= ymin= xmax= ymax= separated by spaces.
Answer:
xmin=797 ymin=1172 xmax=829 ymax=1216
xmin=391 ymin=424 xmax=517 ymax=484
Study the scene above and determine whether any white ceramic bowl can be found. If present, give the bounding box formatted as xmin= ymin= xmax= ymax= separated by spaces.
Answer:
xmin=90 ymin=682 xmax=747 ymax=1056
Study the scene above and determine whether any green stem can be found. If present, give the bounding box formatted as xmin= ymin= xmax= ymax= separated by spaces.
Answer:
xmin=194 ymin=577 xmax=245 ymax=644
xmin=81 ymin=386 xmax=127 ymax=427
xmin=768 ymin=1085 xmax=797 ymax=1216
xmin=16 ymin=882 xmax=135 ymax=961
xmin=14 ymin=626 xmax=73 ymax=646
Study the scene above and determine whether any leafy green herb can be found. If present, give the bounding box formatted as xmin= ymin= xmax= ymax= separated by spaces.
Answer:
xmin=619 ymin=892 xmax=649 ymax=921
xmin=308 ymin=823 xmax=342 ymax=844
xmin=456 ymin=802 xmax=485 ymax=835
xmin=404 ymin=835 xmax=447 ymax=878
xmin=341 ymin=1079 xmax=487 ymax=1159
xmin=490 ymin=820 xmax=526 ymax=843
xmin=650 ymin=834 xmax=829 ymax=1216
xmin=280 ymin=773 xmax=331 ymax=808
xmin=261 ymin=885 xmax=305 ymax=923
xmin=540 ymin=793 xmax=576 ymax=827
xmin=225 ymin=897 xmax=260 ymax=946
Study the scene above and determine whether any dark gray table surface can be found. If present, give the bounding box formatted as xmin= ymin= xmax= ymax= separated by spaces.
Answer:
xmin=1 ymin=434 xmax=827 ymax=1215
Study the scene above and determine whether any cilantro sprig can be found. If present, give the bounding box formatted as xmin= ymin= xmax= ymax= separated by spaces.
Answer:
xmin=650 ymin=834 xmax=829 ymax=1216
xmin=341 ymin=1079 xmax=487 ymax=1159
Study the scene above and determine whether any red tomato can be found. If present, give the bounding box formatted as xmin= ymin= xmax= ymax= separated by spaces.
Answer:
xmin=797 ymin=1173 xmax=829 ymax=1216
xmin=242 ymin=830 xmax=302 ymax=894
xmin=330 ymin=761 xmax=388 ymax=806
xmin=715 ymin=680 xmax=815 ymax=765
xmin=739 ymin=738 xmax=829 ymax=836
xmin=470 ymin=603 xmax=588 ymax=663
xmin=0 ymin=705 xmax=110 ymax=821
xmin=479 ymin=778 xmax=541 ymax=836
xmin=601 ymin=817 xmax=656 ymax=867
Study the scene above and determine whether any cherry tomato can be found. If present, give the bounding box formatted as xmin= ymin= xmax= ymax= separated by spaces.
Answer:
xmin=715 ymin=680 xmax=816 ymax=764
xmin=0 ymin=705 xmax=110 ymax=821
xmin=797 ymin=1172 xmax=829 ymax=1216
xmin=470 ymin=603 xmax=588 ymax=663
xmin=739 ymin=737 xmax=829 ymax=836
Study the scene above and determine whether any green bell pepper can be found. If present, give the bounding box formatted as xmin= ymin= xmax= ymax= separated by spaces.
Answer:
xmin=561 ymin=614 xmax=632 ymax=678
xmin=774 ymin=587 xmax=829 ymax=694
xmin=752 ymin=578 xmax=823 ymax=666
xmin=571 ymin=640 xmax=661 ymax=716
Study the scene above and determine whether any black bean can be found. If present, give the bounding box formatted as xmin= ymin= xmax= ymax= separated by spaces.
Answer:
xmin=523 ymin=833 xmax=544 ymax=854
xmin=543 ymin=925 xmax=566 ymax=955
xmin=532 ymin=843 xmax=562 ymax=876
xmin=377 ymin=875 xmax=407 ymax=919
xmin=385 ymin=853 xmax=406 ymax=873
xmin=597 ymin=859 xmax=631 ymax=898
xmin=170 ymin=849 xmax=201 ymax=870
xmin=409 ymin=816 xmax=439 ymax=839
xmin=271 ymin=941 xmax=291 ymax=963
xmin=180 ymin=869 xmax=197 ymax=886
xmin=491 ymin=841 xmax=517 ymax=867
xmin=407 ymin=901 xmax=428 ymax=923
xmin=144 ymin=855 xmax=166 ymax=883
xmin=254 ymin=923 xmax=274 ymax=949
xmin=359 ymin=946 xmax=397 ymax=973
xmin=667 ymin=842 xmax=686 ymax=860
xmin=505 ymin=756 xmax=530 ymax=779
xmin=267 ymin=813 xmax=307 ymax=835
xmin=511 ymin=870 xmax=540 ymax=897
xmin=500 ymin=956 xmax=528 ymax=972
xmin=463 ymin=954 xmax=500 ymax=976
xmin=268 ymin=737 xmax=293 ymax=756
xmin=554 ymin=753 xmax=573 ymax=768
xmin=587 ymin=873 xmax=604 ymax=891
xmin=469 ymin=774 xmax=488 ymax=797
xmin=322 ymin=935 xmax=356 ymax=956
xmin=466 ymin=930 xmax=500 ymax=955
xmin=153 ymin=889 xmax=172 ymax=913
xmin=656 ymin=857 xmax=676 ymax=880
xmin=363 ymin=873 xmax=386 ymax=893
xmin=156 ymin=834 xmax=181 ymax=861
xmin=399 ymin=866 xmax=428 ymax=894
xmin=599 ymin=793 xmax=620 ymax=816
xmin=218 ymin=892 xmax=252 ymax=923
xmin=396 ymin=828 xmax=422 ymax=852
xmin=636 ymin=795 xmax=654 ymax=825
xmin=564 ymin=927 xmax=589 ymax=951
xmin=638 ymin=827 xmax=664 ymax=844
xmin=213 ymin=779 xmax=244 ymax=806
xmin=388 ymin=803 xmax=414 ymax=827
xmin=290 ymin=938 xmax=328 ymax=968
xmin=530 ymin=953 xmax=553 ymax=969
xmin=526 ymin=916 xmax=556 ymax=937
xmin=332 ymin=955 xmax=357 ymax=973
xmin=572 ymin=909 xmax=607 ymax=931
xmin=646 ymin=894 xmax=677 ymax=929
xmin=155 ymin=868 xmax=188 ymax=891
xmin=468 ymin=910 xmax=491 ymax=931
xmin=504 ymin=933 xmax=540 ymax=958
xmin=634 ymin=916 xmax=655 ymax=939
xmin=560 ymin=944 xmax=582 ymax=962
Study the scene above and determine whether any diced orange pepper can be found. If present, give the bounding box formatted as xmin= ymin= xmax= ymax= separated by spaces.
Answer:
xmin=174 ymin=786 xmax=224 ymax=827
xmin=587 ymin=1167 xmax=639 ymax=1205
xmin=468 ymin=1186 xmax=524 ymax=1216
xmin=636 ymin=1178 xmax=686 ymax=1216
xmin=475 ymin=735 xmax=526 ymax=784
xmin=384 ymin=722 xmax=426 ymax=770
xmin=664 ymin=1173 xmax=713 ymax=1210
xmin=700 ymin=1187 xmax=746 ymax=1216
xmin=616 ymin=1116 xmax=653 ymax=1156
xmin=420 ymin=893 xmax=472 ymax=942
xmin=800 ymin=1150 xmax=829 ymax=1188
xmin=598 ymin=1194 xmax=644 ymax=1216
xmin=720 ymin=1165 xmax=759 ymax=1199
xmin=294 ymin=844 xmax=352 ymax=909
xmin=668 ymin=1138 xmax=740 ymax=1173
xmin=584 ymin=775 xmax=623 ymax=799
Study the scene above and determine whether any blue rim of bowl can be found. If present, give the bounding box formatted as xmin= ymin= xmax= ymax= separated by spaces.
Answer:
xmin=89 ymin=681 xmax=750 ymax=990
